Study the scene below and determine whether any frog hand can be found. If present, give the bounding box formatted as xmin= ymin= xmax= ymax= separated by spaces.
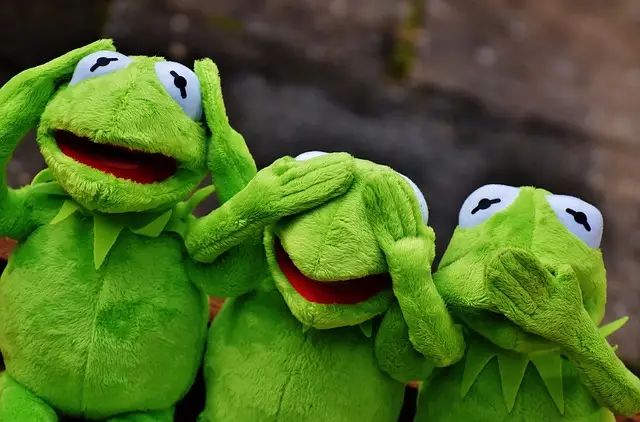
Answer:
xmin=32 ymin=39 xmax=115 ymax=81
xmin=194 ymin=58 xmax=256 ymax=203
xmin=0 ymin=39 xmax=115 ymax=107
xmin=485 ymin=247 xmax=587 ymax=346
xmin=364 ymin=171 xmax=464 ymax=366
xmin=0 ymin=40 xmax=115 ymax=239
xmin=362 ymin=170 xmax=431 ymax=256
xmin=249 ymin=152 xmax=355 ymax=220
xmin=186 ymin=152 xmax=354 ymax=262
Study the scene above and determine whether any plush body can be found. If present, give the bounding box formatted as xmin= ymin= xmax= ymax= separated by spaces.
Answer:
xmin=416 ymin=185 xmax=640 ymax=421
xmin=0 ymin=210 xmax=207 ymax=419
xmin=0 ymin=41 xmax=353 ymax=421
xmin=205 ymin=289 xmax=404 ymax=421
xmin=191 ymin=157 xmax=465 ymax=421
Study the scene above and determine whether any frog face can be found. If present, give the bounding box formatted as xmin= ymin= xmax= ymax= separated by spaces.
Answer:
xmin=435 ymin=185 xmax=605 ymax=350
xmin=37 ymin=50 xmax=209 ymax=213
xmin=264 ymin=152 xmax=431 ymax=329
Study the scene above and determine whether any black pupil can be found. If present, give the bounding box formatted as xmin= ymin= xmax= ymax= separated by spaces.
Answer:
xmin=471 ymin=197 xmax=501 ymax=215
xmin=90 ymin=57 xmax=118 ymax=72
xmin=565 ymin=208 xmax=591 ymax=232
xmin=170 ymin=70 xmax=188 ymax=99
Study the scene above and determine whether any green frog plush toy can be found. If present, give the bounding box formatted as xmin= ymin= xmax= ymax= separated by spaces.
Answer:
xmin=187 ymin=152 xmax=465 ymax=422
xmin=0 ymin=41 xmax=353 ymax=421
xmin=416 ymin=184 xmax=640 ymax=421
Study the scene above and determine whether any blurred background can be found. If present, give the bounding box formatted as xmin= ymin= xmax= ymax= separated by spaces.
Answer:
xmin=0 ymin=0 xmax=638 ymax=372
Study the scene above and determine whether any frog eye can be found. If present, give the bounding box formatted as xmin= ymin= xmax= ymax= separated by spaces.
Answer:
xmin=69 ymin=51 xmax=131 ymax=86
xmin=546 ymin=195 xmax=603 ymax=248
xmin=458 ymin=184 xmax=520 ymax=228
xmin=295 ymin=151 xmax=327 ymax=161
xmin=398 ymin=174 xmax=429 ymax=224
xmin=154 ymin=61 xmax=202 ymax=120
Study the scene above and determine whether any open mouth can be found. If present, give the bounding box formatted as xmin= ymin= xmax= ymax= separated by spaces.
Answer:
xmin=275 ymin=239 xmax=391 ymax=305
xmin=56 ymin=130 xmax=177 ymax=184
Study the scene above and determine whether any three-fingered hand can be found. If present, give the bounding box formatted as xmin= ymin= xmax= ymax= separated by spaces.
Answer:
xmin=248 ymin=152 xmax=355 ymax=219
xmin=486 ymin=247 xmax=588 ymax=346
xmin=362 ymin=171 xmax=434 ymax=268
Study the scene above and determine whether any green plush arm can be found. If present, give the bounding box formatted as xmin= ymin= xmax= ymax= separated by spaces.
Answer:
xmin=186 ymin=241 xmax=268 ymax=297
xmin=0 ymin=39 xmax=114 ymax=239
xmin=188 ymin=58 xmax=261 ymax=296
xmin=375 ymin=302 xmax=434 ymax=382
xmin=384 ymin=235 xmax=465 ymax=367
xmin=486 ymin=248 xmax=640 ymax=416
xmin=565 ymin=317 xmax=640 ymax=416
xmin=363 ymin=172 xmax=465 ymax=367
xmin=185 ymin=153 xmax=355 ymax=295
xmin=194 ymin=58 xmax=257 ymax=204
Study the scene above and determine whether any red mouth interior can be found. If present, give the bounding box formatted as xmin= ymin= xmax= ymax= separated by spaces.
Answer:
xmin=56 ymin=130 xmax=177 ymax=184
xmin=275 ymin=239 xmax=391 ymax=305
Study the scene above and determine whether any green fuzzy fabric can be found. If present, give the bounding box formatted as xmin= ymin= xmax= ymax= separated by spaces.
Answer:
xmin=202 ymin=290 xmax=404 ymax=422
xmin=417 ymin=332 xmax=614 ymax=421
xmin=416 ymin=186 xmax=640 ymax=421
xmin=196 ymin=157 xmax=464 ymax=421
xmin=1 ymin=213 xmax=208 ymax=419
xmin=0 ymin=40 xmax=258 ymax=420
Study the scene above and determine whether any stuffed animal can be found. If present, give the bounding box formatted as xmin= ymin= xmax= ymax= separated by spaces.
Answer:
xmin=416 ymin=184 xmax=640 ymax=421
xmin=0 ymin=41 xmax=354 ymax=421
xmin=186 ymin=152 xmax=465 ymax=422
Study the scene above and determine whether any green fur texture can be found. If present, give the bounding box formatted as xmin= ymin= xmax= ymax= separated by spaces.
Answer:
xmin=416 ymin=186 xmax=640 ymax=421
xmin=203 ymin=290 xmax=404 ymax=422
xmin=0 ymin=40 xmax=271 ymax=420
xmin=197 ymin=157 xmax=463 ymax=421
xmin=417 ymin=332 xmax=613 ymax=421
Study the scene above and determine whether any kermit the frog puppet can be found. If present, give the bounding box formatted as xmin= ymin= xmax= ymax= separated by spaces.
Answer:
xmin=187 ymin=152 xmax=465 ymax=422
xmin=416 ymin=184 xmax=640 ymax=421
xmin=0 ymin=41 xmax=354 ymax=421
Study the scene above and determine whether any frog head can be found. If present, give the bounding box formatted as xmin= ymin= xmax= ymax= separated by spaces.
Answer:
xmin=264 ymin=152 xmax=431 ymax=329
xmin=36 ymin=48 xmax=233 ymax=213
xmin=435 ymin=184 xmax=605 ymax=352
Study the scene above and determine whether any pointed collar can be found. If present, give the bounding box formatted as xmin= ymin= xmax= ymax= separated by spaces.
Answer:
xmin=461 ymin=317 xmax=628 ymax=415
xmin=33 ymin=169 xmax=213 ymax=270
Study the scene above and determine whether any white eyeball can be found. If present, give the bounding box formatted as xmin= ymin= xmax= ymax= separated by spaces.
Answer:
xmin=459 ymin=184 xmax=520 ymax=228
xmin=69 ymin=51 xmax=131 ymax=86
xmin=399 ymin=174 xmax=429 ymax=224
xmin=154 ymin=61 xmax=202 ymax=120
xmin=546 ymin=195 xmax=603 ymax=248
xmin=295 ymin=151 xmax=328 ymax=161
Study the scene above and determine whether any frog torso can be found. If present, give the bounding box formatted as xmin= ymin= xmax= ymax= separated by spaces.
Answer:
xmin=0 ymin=212 xmax=208 ymax=419
xmin=417 ymin=332 xmax=614 ymax=422
xmin=202 ymin=287 xmax=404 ymax=422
